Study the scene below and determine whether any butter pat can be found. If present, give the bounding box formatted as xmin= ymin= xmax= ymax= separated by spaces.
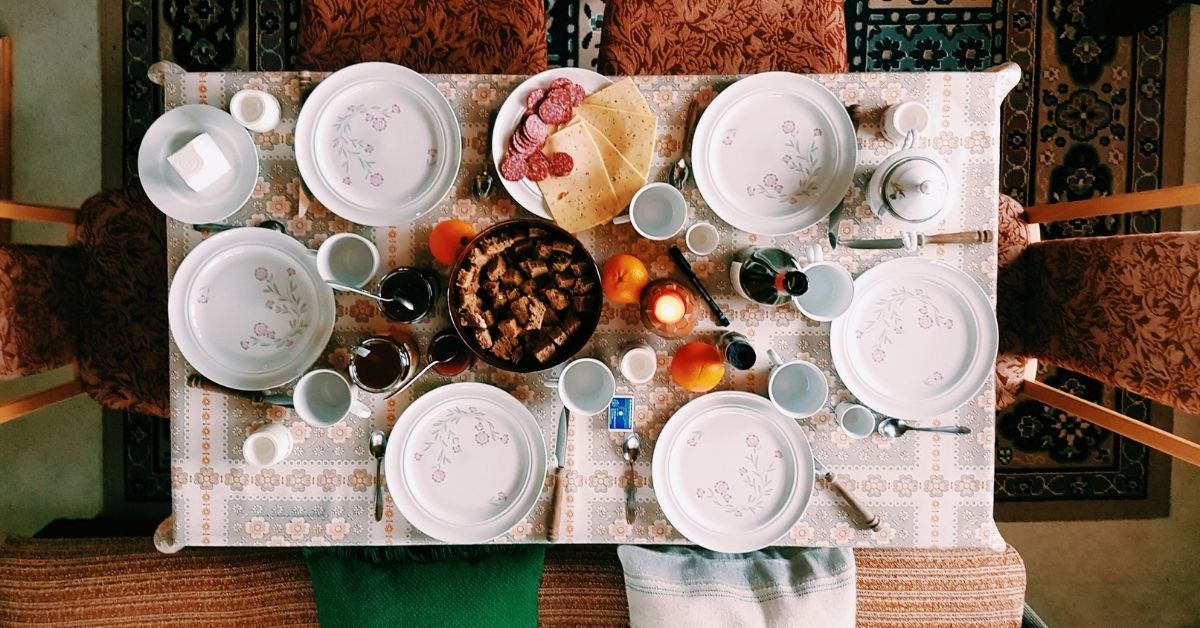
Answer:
xmin=168 ymin=133 xmax=232 ymax=192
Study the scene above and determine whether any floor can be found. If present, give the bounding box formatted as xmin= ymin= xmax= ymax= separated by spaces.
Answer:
xmin=1 ymin=2 xmax=1199 ymax=626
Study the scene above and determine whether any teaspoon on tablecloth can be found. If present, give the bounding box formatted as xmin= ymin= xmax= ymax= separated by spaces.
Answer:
xmin=878 ymin=417 xmax=971 ymax=438
xmin=370 ymin=430 xmax=387 ymax=522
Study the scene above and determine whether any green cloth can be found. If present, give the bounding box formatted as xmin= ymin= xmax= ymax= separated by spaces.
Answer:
xmin=303 ymin=545 xmax=546 ymax=628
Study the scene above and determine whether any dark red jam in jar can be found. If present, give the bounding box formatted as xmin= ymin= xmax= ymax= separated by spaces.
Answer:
xmin=377 ymin=267 xmax=438 ymax=323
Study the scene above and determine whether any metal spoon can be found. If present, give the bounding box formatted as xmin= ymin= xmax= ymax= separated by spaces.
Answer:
xmin=193 ymin=219 xmax=287 ymax=234
xmin=668 ymin=99 xmax=700 ymax=190
xmin=326 ymin=280 xmax=415 ymax=310
xmin=622 ymin=433 xmax=641 ymax=524
xmin=877 ymin=417 xmax=971 ymax=438
xmin=369 ymin=430 xmax=387 ymax=521
xmin=472 ymin=108 xmax=498 ymax=200
xmin=384 ymin=336 xmax=463 ymax=399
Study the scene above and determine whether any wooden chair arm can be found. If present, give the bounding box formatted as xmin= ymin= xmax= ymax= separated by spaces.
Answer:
xmin=1023 ymin=184 xmax=1200 ymax=225
xmin=0 ymin=378 xmax=85 ymax=425
xmin=0 ymin=200 xmax=77 ymax=224
xmin=1020 ymin=378 xmax=1200 ymax=467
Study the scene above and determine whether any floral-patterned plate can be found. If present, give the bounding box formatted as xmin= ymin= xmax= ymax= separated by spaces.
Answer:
xmin=296 ymin=62 xmax=462 ymax=226
xmin=384 ymin=382 xmax=547 ymax=544
xmin=490 ymin=67 xmax=612 ymax=219
xmin=168 ymin=228 xmax=335 ymax=390
xmin=692 ymin=72 xmax=856 ymax=236
xmin=830 ymin=258 xmax=998 ymax=420
xmin=653 ymin=391 xmax=815 ymax=553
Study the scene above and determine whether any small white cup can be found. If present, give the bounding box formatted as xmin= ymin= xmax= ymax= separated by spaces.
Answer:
xmin=883 ymin=101 xmax=930 ymax=145
xmin=558 ymin=357 xmax=616 ymax=416
xmin=766 ymin=348 xmax=828 ymax=418
xmin=294 ymin=369 xmax=372 ymax=427
xmin=614 ymin=182 xmax=687 ymax=240
xmin=229 ymin=89 xmax=282 ymax=134
xmin=619 ymin=344 xmax=657 ymax=385
xmin=836 ymin=402 xmax=877 ymax=439
xmin=316 ymin=233 xmax=380 ymax=289
xmin=794 ymin=244 xmax=854 ymax=322
xmin=685 ymin=222 xmax=720 ymax=256
xmin=243 ymin=423 xmax=293 ymax=467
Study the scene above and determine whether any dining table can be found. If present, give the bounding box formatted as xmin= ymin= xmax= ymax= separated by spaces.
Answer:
xmin=151 ymin=61 xmax=1020 ymax=553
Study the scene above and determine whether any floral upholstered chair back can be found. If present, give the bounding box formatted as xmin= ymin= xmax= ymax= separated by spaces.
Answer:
xmin=1010 ymin=231 xmax=1200 ymax=414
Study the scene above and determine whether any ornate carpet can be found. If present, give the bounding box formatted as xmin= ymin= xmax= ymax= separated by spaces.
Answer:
xmin=119 ymin=0 xmax=1179 ymax=519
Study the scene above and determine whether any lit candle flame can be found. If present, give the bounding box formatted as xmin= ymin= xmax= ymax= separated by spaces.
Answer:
xmin=653 ymin=292 xmax=686 ymax=324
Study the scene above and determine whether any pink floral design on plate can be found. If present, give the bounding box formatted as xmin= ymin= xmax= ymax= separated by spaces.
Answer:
xmin=419 ymin=406 xmax=510 ymax=483
xmin=855 ymin=287 xmax=954 ymax=363
xmin=744 ymin=120 xmax=823 ymax=204
xmin=238 ymin=266 xmax=310 ymax=351
xmin=694 ymin=434 xmax=778 ymax=517
xmin=330 ymin=103 xmax=402 ymax=188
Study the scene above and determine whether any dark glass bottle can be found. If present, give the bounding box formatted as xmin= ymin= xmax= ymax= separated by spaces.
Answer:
xmin=729 ymin=247 xmax=809 ymax=307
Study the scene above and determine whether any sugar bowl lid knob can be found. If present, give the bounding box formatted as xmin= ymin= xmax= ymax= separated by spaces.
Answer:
xmin=881 ymin=156 xmax=949 ymax=223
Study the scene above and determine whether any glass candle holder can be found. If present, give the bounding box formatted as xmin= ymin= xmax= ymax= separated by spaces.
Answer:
xmin=639 ymin=279 xmax=698 ymax=338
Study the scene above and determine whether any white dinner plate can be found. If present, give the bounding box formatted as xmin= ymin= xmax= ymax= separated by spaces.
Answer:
xmin=491 ymin=67 xmax=612 ymax=219
xmin=692 ymin=73 xmax=856 ymax=235
xmin=138 ymin=104 xmax=260 ymax=223
xmin=168 ymin=228 xmax=335 ymax=390
xmin=653 ymin=391 xmax=815 ymax=553
xmin=830 ymin=258 xmax=998 ymax=419
xmin=295 ymin=62 xmax=462 ymax=226
xmin=385 ymin=383 xmax=547 ymax=544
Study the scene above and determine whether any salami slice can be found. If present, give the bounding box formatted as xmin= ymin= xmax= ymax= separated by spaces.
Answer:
xmin=537 ymin=98 xmax=573 ymax=125
xmin=525 ymin=152 xmax=550 ymax=182
xmin=548 ymin=152 xmax=574 ymax=177
xmin=525 ymin=88 xmax=546 ymax=112
xmin=549 ymin=77 xmax=574 ymax=91
xmin=522 ymin=114 xmax=549 ymax=141
xmin=499 ymin=153 xmax=529 ymax=181
xmin=570 ymin=83 xmax=586 ymax=106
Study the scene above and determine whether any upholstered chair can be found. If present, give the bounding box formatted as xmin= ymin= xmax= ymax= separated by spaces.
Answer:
xmin=0 ymin=187 xmax=168 ymax=422
xmin=297 ymin=0 xmax=548 ymax=73
xmin=598 ymin=0 xmax=848 ymax=75
xmin=995 ymin=185 xmax=1200 ymax=465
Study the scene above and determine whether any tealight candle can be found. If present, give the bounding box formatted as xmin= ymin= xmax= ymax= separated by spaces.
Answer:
xmin=640 ymin=279 xmax=698 ymax=338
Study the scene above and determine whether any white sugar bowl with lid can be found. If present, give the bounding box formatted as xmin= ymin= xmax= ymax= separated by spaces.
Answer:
xmin=867 ymin=148 xmax=957 ymax=232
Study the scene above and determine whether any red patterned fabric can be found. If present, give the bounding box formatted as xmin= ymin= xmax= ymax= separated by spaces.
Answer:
xmin=1018 ymin=232 xmax=1200 ymax=414
xmin=599 ymin=0 xmax=848 ymax=75
xmin=995 ymin=194 xmax=1033 ymax=409
xmin=76 ymin=187 xmax=169 ymax=417
xmin=0 ymin=245 xmax=81 ymax=379
xmin=297 ymin=0 xmax=548 ymax=73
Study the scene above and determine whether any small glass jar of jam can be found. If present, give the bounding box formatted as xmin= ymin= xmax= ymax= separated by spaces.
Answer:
xmin=428 ymin=329 xmax=474 ymax=377
xmin=348 ymin=335 xmax=418 ymax=394
xmin=377 ymin=267 xmax=439 ymax=323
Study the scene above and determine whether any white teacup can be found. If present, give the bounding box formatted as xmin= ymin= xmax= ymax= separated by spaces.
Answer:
xmin=794 ymin=244 xmax=854 ymax=322
xmin=883 ymin=101 xmax=930 ymax=145
xmin=765 ymin=348 xmax=828 ymax=418
xmin=615 ymin=182 xmax=687 ymax=240
xmin=685 ymin=221 xmax=720 ymax=256
xmin=558 ymin=358 xmax=616 ymax=416
xmin=294 ymin=369 xmax=372 ymax=427
xmin=619 ymin=344 xmax=657 ymax=385
xmin=229 ymin=89 xmax=282 ymax=134
xmin=243 ymin=422 xmax=293 ymax=467
xmin=835 ymin=402 xmax=877 ymax=439
xmin=316 ymin=233 xmax=380 ymax=289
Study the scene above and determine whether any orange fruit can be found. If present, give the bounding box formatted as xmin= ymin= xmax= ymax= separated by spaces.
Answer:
xmin=429 ymin=219 xmax=476 ymax=265
xmin=670 ymin=342 xmax=725 ymax=392
xmin=601 ymin=253 xmax=650 ymax=304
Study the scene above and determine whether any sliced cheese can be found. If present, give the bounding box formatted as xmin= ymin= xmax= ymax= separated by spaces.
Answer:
xmin=537 ymin=122 xmax=622 ymax=233
xmin=574 ymin=104 xmax=657 ymax=178
xmin=583 ymin=120 xmax=647 ymax=212
xmin=583 ymin=78 xmax=654 ymax=118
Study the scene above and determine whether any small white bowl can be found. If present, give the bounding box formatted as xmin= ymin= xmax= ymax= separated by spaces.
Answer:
xmin=558 ymin=358 xmax=616 ymax=416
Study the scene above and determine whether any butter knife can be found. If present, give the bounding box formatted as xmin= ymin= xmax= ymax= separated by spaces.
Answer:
xmin=185 ymin=373 xmax=294 ymax=408
xmin=547 ymin=405 xmax=570 ymax=542
xmin=813 ymin=457 xmax=880 ymax=530
xmin=840 ymin=229 xmax=993 ymax=250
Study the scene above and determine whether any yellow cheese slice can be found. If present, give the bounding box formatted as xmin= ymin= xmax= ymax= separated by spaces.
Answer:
xmin=574 ymin=104 xmax=657 ymax=179
xmin=537 ymin=122 xmax=622 ymax=233
xmin=583 ymin=120 xmax=647 ymax=213
xmin=583 ymin=78 xmax=653 ymax=117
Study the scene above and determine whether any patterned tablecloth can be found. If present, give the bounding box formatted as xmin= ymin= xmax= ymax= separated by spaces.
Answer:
xmin=157 ymin=66 xmax=1019 ymax=552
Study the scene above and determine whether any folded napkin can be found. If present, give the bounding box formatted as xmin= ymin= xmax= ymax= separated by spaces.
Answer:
xmin=617 ymin=546 xmax=855 ymax=628
xmin=303 ymin=545 xmax=546 ymax=628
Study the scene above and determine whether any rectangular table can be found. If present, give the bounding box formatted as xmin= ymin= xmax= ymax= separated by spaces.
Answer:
xmin=156 ymin=66 xmax=1018 ymax=552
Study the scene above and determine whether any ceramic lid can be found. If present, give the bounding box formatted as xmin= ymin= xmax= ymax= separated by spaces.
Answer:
xmin=880 ymin=155 xmax=949 ymax=222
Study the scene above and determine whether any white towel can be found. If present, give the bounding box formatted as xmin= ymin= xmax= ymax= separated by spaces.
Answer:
xmin=617 ymin=546 xmax=856 ymax=628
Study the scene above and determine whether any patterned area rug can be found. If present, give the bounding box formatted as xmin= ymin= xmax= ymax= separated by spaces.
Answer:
xmin=119 ymin=0 xmax=1177 ymax=518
